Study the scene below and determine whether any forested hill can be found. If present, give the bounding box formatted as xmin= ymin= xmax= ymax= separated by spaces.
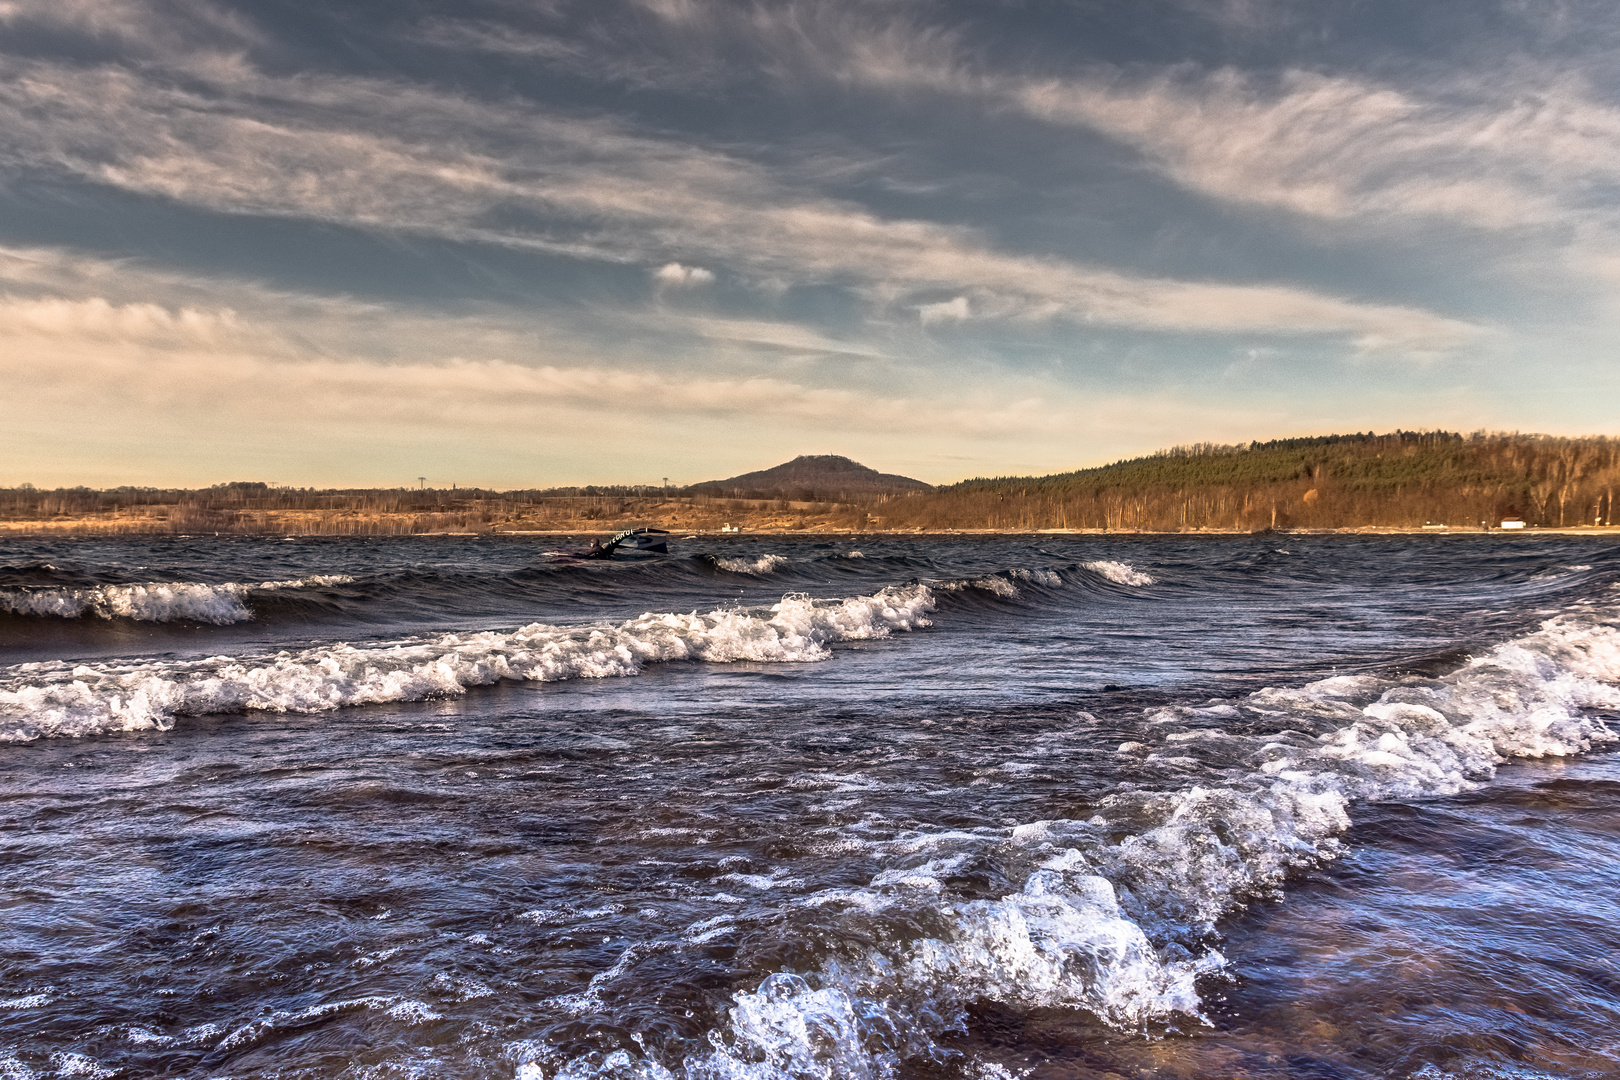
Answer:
xmin=877 ymin=432 xmax=1620 ymax=531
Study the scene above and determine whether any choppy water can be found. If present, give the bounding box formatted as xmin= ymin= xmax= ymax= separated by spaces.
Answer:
xmin=2 ymin=534 xmax=1618 ymax=1080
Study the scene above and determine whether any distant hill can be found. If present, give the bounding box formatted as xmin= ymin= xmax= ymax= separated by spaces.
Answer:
xmin=688 ymin=455 xmax=932 ymax=501
xmin=876 ymin=431 xmax=1620 ymax=531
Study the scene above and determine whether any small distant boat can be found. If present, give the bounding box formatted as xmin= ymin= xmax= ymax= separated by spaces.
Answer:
xmin=548 ymin=528 xmax=672 ymax=560
xmin=613 ymin=528 xmax=671 ymax=554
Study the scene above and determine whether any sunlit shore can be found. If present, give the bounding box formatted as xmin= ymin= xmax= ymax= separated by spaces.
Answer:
xmin=3 ymin=513 xmax=1617 ymax=538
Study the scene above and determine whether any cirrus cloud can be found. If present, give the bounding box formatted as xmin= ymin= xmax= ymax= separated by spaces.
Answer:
xmin=0 ymin=13 xmax=1476 ymax=354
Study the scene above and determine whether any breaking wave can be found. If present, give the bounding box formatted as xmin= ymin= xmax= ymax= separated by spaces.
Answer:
xmin=526 ymin=599 xmax=1620 ymax=1080
xmin=713 ymin=555 xmax=791 ymax=577
xmin=0 ymin=576 xmax=354 ymax=625
xmin=0 ymin=585 xmax=934 ymax=742
xmin=936 ymin=567 xmax=1063 ymax=601
xmin=1084 ymin=560 xmax=1155 ymax=586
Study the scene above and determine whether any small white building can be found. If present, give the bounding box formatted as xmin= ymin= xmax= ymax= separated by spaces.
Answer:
xmin=1500 ymin=518 xmax=1527 ymax=529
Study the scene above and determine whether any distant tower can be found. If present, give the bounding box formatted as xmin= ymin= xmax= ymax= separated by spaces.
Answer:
xmin=418 ymin=477 xmax=426 ymax=490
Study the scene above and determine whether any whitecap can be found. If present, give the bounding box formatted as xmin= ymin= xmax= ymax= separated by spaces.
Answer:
xmin=0 ymin=585 xmax=934 ymax=742
xmin=1083 ymin=560 xmax=1155 ymax=586
xmin=714 ymin=555 xmax=790 ymax=576
xmin=937 ymin=575 xmax=1020 ymax=599
xmin=560 ymin=601 xmax=1620 ymax=1080
xmin=0 ymin=993 xmax=49 ymax=1010
xmin=386 ymin=999 xmax=442 ymax=1024
xmin=0 ymin=575 xmax=354 ymax=625
xmin=49 ymin=1054 xmax=113 ymax=1080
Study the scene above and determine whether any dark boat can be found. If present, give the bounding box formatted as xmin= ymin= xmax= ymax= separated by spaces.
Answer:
xmin=550 ymin=528 xmax=672 ymax=560
xmin=611 ymin=528 xmax=671 ymax=555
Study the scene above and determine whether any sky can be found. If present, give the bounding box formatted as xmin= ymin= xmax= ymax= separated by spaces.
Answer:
xmin=2 ymin=0 xmax=1619 ymax=488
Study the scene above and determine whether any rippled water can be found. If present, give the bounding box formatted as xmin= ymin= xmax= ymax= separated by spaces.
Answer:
xmin=2 ymin=534 xmax=1617 ymax=1079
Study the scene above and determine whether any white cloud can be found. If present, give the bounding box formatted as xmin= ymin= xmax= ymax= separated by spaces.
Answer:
xmin=0 ymin=245 xmax=1090 ymax=481
xmin=0 ymin=295 xmax=238 ymax=342
xmin=745 ymin=9 xmax=1620 ymax=317
xmin=654 ymin=262 xmax=716 ymax=287
xmin=681 ymin=315 xmax=887 ymax=358
xmin=918 ymin=296 xmax=969 ymax=324
xmin=789 ymin=14 xmax=1620 ymax=235
xmin=0 ymin=17 xmax=1477 ymax=354
xmin=0 ymin=247 xmax=1537 ymax=489
xmin=634 ymin=0 xmax=707 ymax=24
xmin=0 ymin=0 xmax=263 ymax=60
xmin=410 ymin=16 xmax=717 ymax=93
xmin=1006 ymin=68 xmax=1620 ymax=231
xmin=412 ymin=19 xmax=585 ymax=62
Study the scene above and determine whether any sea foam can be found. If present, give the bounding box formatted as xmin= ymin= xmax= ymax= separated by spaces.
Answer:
xmin=528 ymin=602 xmax=1620 ymax=1080
xmin=0 ymin=585 xmax=934 ymax=742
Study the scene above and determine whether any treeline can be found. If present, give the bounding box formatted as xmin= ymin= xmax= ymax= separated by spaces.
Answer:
xmin=0 ymin=482 xmax=865 ymax=535
xmin=5 ymin=432 xmax=1619 ymax=534
xmin=0 ymin=481 xmax=682 ymax=517
xmin=877 ymin=432 xmax=1620 ymax=531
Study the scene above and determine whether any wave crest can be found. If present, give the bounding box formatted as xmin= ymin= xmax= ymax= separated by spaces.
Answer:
xmin=1084 ymin=560 xmax=1155 ymax=586
xmin=714 ymin=555 xmax=790 ymax=576
xmin=0 ymin=585 xmax=934 ymax=742
xmin=937 ymin=568 xmax=1063 ymax=601
xmin=0 ymin=576 xmax=354 ymax=625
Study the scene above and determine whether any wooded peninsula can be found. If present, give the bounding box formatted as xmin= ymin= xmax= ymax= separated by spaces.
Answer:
xmin=4 ymin=432 xmax=1617 ymax=536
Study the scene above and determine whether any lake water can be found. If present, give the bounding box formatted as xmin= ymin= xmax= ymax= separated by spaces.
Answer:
xmin=2 ymin=534 xmax=1617 ymax=1080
